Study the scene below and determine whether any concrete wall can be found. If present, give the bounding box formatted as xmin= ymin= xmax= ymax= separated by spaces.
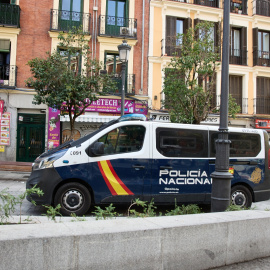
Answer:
xmin=1 ymin=210 xmax=270 ymax=270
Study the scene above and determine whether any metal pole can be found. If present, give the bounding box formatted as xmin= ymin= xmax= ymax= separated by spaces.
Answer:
xmin=121 ymin=62 xmax=126 ymax=116
xmin=211 ymin=0 xmax=233 ymax=212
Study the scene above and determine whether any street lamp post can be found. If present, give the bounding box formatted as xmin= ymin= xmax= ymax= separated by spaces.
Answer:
xmin=211 ymin=0 xmax=233 ymax=212
xmin=118 ymin=40 xmax=131 ymax=116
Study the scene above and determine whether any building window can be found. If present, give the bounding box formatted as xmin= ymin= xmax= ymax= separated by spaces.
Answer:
xmin=229 ymin=75 xmax=242 ymax=113
xmin=258 ymin=30 xmax=270 ymax=59
xmin=165 ymin=16 xmax=191 ymax=56
xmin=256 ymin=77 xmax=270 ymax=114
xmin=59 ymin=48 xmax=82 ymax=75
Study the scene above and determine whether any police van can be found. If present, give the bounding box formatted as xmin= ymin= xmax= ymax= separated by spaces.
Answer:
xmin=26 ymin=114 xmax=270 ymax=216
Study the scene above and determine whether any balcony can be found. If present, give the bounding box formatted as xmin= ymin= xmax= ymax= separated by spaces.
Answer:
xmin=230 ymin=0 xmax=248 ymax=14
xmin=0 ymin=4 xmax=20 ymax=28
xmin=0 ymin=65 xmax=17 ymax=88
xmin=50 ymin=9 xmax=91 ymax=34
xmin=107 ymin=73 xmax=135 ymax=95
xmin=161 ymin=37 xmax=182 ymax=57
xmin=98 ymin=15 xmax=137 ymax=39
xmin=229 ymin=49 xmax=247 ymax=65
xmin=253 ymin=0 xmax=270 ymax=16
xmin=255 ymin=97 xmax=270 ymax=114
xmin=168 ymin=0 xmax=219 ymax=7
xmin=254 ymin=51 xmax=270 ymax=67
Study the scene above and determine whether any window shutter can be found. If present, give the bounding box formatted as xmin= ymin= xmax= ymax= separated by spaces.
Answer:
xmin=11 ymin=0 xmax=16 ymax=4
xmin=253 ymin=28 xmax=258 ymax=66
xmin=183 ymin=17 xmax=191 ymax=34
xmin=194 ymin=19 xmax=200 ymax=39
xmin=166 ymin=16 xmax=176 ymax=56
xmin=241 ymin=27 xmax=247 ymax=65
xmin=215 ymin=22 xmax=221 ymax=55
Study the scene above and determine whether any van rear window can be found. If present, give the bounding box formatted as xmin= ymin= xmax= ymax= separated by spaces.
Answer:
xmin=156 ymin=128 xmax=208 ymax=158
xmin=210 ymin=132 xmax=261 ymax=157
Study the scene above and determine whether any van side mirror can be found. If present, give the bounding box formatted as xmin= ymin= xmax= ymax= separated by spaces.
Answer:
xmin=87 ymin=142 xmax=105 ymax=157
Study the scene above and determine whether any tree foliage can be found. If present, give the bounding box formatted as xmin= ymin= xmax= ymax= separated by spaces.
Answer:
xmin=162 ymin=21 xmax=240 ymax=124
xmin=27 ymin=27 xmax=117 ymax=139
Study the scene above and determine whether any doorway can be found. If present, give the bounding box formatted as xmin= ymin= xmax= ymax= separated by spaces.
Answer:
xmin=16 ymin=113 xmax=46 ymax=162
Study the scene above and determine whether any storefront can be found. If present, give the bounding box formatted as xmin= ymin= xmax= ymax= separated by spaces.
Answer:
xmin=47 ymin=97 xmax=148 ymax=150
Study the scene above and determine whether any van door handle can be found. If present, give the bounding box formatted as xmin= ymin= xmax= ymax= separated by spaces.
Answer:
xmin=160 ymin=166 xmax=173 ymax=170
xmin=132 ymin=165 xmax=145 ymax=170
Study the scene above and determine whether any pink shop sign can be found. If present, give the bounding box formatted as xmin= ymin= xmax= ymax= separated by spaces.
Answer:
xmin=84 ymin=98 xmax=147 ymax=115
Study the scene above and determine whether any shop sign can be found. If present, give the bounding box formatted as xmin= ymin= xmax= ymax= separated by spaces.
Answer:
xmin=201 ymin=116 xmax=220 ymax=125
xmin=150 ymin=113 xmax=170 ymax=122
xmin=62 ymin=98 xmax=148 ymax=115
xmin=255 ymin=119 xmax=270 ymax=129
xmin=48 ymin=108 xmax=60 ymax=150
xmin=0 ymin=100 xmax=4 ymax=115
xmin=0 ymin=113 xmax=10 ymax=145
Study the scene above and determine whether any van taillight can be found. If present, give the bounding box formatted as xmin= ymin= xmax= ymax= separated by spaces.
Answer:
xmin=268 ymin=149 xmax=270 ymax=169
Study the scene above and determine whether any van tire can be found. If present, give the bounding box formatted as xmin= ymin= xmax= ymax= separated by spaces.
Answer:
xmin=54 ymin=182 xmax=91 ymax=216
xmin=231 ymin=185 xmax=252 ymax=208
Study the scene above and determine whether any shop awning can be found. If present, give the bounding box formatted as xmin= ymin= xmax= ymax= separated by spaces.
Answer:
xmin=60 ymin=115 xmax=119 ymax=123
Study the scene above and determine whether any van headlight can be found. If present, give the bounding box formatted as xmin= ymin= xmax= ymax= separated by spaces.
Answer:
xmin=32 ymin=150 xmax=67 ymax=171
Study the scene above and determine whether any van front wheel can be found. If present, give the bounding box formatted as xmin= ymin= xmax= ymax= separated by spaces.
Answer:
xmin=54 ymin=183 xmax=91 ymax=216
xmin=231 ymin=185 xmax=252 ymax=208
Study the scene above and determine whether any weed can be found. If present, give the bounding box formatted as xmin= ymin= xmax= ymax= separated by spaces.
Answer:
xmin=0 ymin=186 xmax=43 ymax=224
xmin=165 ymin=201 xmax=202 ymax=216
xmin=128 ymin=198 xmax=157 ymax=217
xmin=71 ymin=213 xmax=87 ymax=222
xmin=92 ymin=204 xmax=119 ymax=220
xmin=42 ymin=204 xmax=62 ymax=222
xmin=226 ymin=204 xmax=249 ymax=212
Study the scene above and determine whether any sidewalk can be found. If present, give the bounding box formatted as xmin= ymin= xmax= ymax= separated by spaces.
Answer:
xmin=0 ymin=161 xmax=32 ymax=172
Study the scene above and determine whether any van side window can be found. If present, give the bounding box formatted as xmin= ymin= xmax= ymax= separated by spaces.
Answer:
xmin=210 ymin=132 xmax=261 ymax=157
xmin=156 ymin=128 xmax=208 ymax=158
xmin=97 ymin=125 xmax=145 ymax=155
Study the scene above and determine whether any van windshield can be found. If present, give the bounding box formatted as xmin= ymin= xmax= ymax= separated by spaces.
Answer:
xmin=39 ymin=119 xmax=120 ymax=158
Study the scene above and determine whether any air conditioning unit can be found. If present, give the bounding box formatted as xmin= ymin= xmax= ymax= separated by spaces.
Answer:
xmin=120 ymin=27 xmax=136 ymax=37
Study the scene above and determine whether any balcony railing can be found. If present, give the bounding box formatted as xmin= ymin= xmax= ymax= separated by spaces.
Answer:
xmin=107 ymin=73 xmax=135 ymax=95
xmin=98 ymin=15 xmax=137 ymax=39
xmin=161 ymin=37 xmax=182 ymax=57
xmin=254 ymin=50 xmax=270 ymax=67
xmin=253 ymin=0 xmax=270 ymax=16
xmin=0 ymin=4 xmax=20 ymax=27
xmin=229 ymin=49 xmax=248 ymax=65
xmin=50 ymin=9 xmax=91 ymax=34
xmin=255 ymin=97 xmax=270 ymax=114
xmin=0 ymin=65 xmax=17 ymax=88
xmin=169 ymin=0 xmax=219 ymax=7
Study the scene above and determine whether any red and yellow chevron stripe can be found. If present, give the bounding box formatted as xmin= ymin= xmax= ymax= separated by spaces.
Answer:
xmin=98 ymin=160 xmax=134 ymax=196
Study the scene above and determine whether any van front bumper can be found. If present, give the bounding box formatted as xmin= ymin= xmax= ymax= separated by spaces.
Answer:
xmin=26 ymin=168 xmax=63 ymax=205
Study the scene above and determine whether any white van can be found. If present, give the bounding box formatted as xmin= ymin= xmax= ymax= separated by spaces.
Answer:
xmin=26 ymin=114 xmax=270 ymax=215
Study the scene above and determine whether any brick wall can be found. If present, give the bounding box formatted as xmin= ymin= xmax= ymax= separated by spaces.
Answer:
xmin=16 ymin=0 xmax=53 ymax=88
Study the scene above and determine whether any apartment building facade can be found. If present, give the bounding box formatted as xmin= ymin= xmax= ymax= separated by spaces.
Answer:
xmin=148 ymin=0 xmax=270 ymax=130
xmin=0 ymin=0 xmax=149 ymax=162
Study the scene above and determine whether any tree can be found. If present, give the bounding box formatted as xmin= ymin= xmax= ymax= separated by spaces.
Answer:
xmin=162 ymin=21 xmax=240 ymax=124
xmin=27 ymin=27 xmax=117 ymax=139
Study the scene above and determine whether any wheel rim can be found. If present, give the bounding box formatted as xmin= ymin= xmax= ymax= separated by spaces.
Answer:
xmin=231 ymin=190 xmax=246 ymax=207
xmin=62 ymin=189 xmax=83 ymax=211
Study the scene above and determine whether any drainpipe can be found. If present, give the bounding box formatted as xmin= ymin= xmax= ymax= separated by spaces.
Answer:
xmin=140 ymin=0 xmax=145 ymax=94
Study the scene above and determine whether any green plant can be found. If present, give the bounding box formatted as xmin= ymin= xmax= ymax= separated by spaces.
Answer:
xmin=165 ymin=201 xmax=202 ymax=216
xmin=0 ymin=188 xmax=17 ymax=224
xmin=70 ymin=213 xmax=87 ymax=222
xmin=17 ymin=185 xmax=44 ymax=223
xmin=0 ymin=186 xmax=44 ymax=224
xmin=128 ymin=198 xmax=157 ymax=217
xmin=42 ymin=204 xmax=62 ymax=222
xmin=225 ymin=204 xmax=249 ymax=212
xmin=92 ymin=204 xmax=119 ymax=220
